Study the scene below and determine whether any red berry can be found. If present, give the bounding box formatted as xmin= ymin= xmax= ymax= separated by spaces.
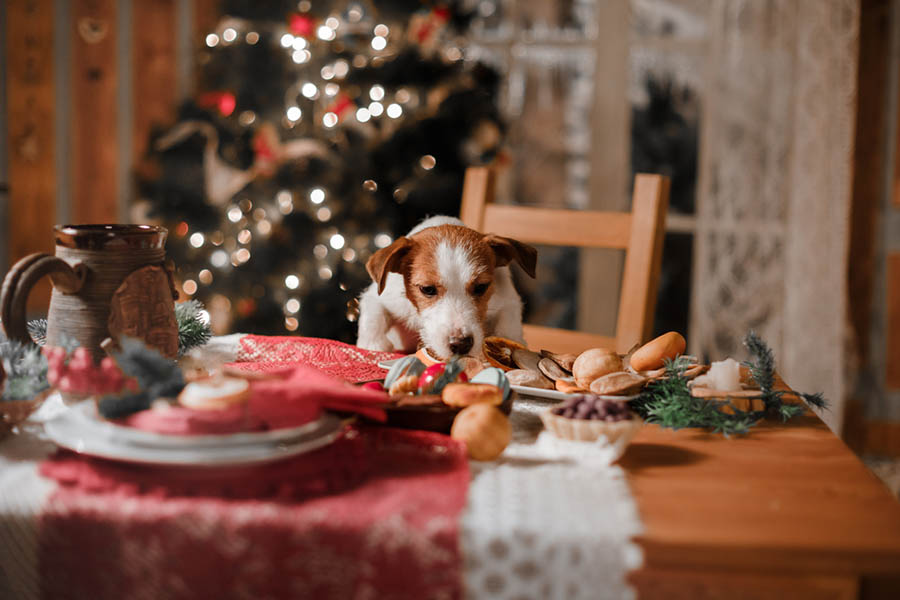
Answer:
xmin=58 ymin=375 xmax=74 ymax=393
xmin=362 ymin=381 xmax=385 ymax=392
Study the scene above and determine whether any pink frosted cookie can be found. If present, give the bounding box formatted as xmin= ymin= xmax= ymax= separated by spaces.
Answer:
xmin=122 ymin=403 xmax=265 ymax=435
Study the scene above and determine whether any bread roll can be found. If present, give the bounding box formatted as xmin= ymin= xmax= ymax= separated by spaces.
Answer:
xmin=442 ymin=382 xmax=502 ymax=407
xmin=630 ymin=332 xmax=687 ymax=372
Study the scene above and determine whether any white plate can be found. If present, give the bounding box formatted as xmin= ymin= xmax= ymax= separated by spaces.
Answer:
xmin=509 ymin=384 xmax=639 ymax=403
xmin=44 ymin=403 xmax=344 ymax=467
xmin=64 ymin=401 xmax=327 ymax=449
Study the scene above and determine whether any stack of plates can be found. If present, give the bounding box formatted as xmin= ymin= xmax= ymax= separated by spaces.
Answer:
xmin=43 ymin=400 xmax=343 ymax=467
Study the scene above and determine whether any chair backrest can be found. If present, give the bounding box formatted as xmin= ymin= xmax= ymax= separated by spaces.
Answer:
xmin=460 ymin=167 xmax=670 ymax=354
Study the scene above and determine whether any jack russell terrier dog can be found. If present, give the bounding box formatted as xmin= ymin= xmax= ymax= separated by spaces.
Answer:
xmin=356 ymin=216 xmax=537 ymax=360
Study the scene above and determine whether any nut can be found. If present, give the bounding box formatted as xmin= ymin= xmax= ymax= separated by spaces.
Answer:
xmin=540 ymin=350 xmax=578 ymax=372
xmin=511 ymin=348 xmax=542 ymax=372
xmin=451 ymin=403 xmax=512 ymax=461
xmin=505 ymin=368 xmax=555 ymax=390
xmin=482 ymin=336 xmax=528 ymax=371
xmin=538 ymin=357 xmax=571 ymax=381
xmin=588 ymin=371 xmax=647 ymax=396
xmin=572 ymin=348 xmax=623 ymax=390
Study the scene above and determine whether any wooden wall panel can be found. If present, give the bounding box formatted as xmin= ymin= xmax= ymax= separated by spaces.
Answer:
xmin=71 ymin=0 xmax=118 ymax=224
xmin=132 ymin=1 xmax=177 ymax=163
xmin=849 ymin=0 xmax=891 ymax=368
xmin=194 ymin=0 xmax=220 ymax=50
xmin=6 ymin=0 xmax=56 ymax=309
xmin=887 ymin=253 xmax=900 ymax=390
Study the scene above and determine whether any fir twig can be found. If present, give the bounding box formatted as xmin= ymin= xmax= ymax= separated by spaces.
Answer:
xmin=742 ymin=330 xmax=828 ymax=418
xmin=27 ymin=319 xmax=48 ymax=346
xmin=0 ymin=336 xmax=49 ymax=402
xmin=97 ymin=337 xmax=185 ymax=419
xmin=631 ymin=356 xmax=760 ymax=437
xmin=175 ymin=300 xmax=212 ymax=356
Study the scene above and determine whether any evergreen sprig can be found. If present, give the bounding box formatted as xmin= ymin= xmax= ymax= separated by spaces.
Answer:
xmin=632 ymin=356 xmax=759 ymax=437
xmin=175 ymin=299 xmax=212 ymax=356
xmin=742 ymin=330 xmax=828 ymax=420
xmin=26 ymin=319 xmax=48 ymax=346
xmin=0 ymin=336 xmax=49 ymax=402
xmin=97 ymin=336 xmax=186 ymax=419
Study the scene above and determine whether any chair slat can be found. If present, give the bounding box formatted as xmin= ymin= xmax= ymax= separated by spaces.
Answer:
xmin=461 ymin=167 xmax=669 ymax=354
xmin=523 ymin=325 xmax=618 ymax=356
xmin=481 ymin=205 xmax=632 ymax=249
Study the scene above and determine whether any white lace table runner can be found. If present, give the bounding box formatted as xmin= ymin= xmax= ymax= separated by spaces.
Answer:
xmin=462 ymin=397 xmax=643 ymax=600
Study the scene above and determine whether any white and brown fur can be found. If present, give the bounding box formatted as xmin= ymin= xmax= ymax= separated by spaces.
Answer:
xmin=356 ymin=216 xmax=537 ymax=359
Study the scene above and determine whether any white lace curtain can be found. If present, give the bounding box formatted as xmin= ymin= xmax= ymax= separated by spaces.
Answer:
xmin=689 ymin=0 xmax=859 ymax=433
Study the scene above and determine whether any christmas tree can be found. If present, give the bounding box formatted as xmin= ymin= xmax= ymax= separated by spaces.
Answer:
xmin=136 ymin=0 xmax=502 ymax=341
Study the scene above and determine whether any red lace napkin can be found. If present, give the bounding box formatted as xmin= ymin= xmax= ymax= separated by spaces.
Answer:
xmin=230 ymin=334 xmax=402 ymax=382
xmin=248 ymin=364 xmax=388 ymax=426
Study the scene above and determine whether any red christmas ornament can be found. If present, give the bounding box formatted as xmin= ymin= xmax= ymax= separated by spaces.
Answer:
xmin=289 ymin=13 xmax=315 ymax=37
xmin=198 ymin=90 xmax=237 ymax=117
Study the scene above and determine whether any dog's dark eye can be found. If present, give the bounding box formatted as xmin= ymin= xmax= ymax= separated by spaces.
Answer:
xmin=472 ymin=283 xmax=490 ymax=297
xmin=419 ymin=285 xmax=438 ymax=297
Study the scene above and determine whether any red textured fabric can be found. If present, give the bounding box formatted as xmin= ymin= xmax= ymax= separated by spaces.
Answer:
xmin=37 ymin=337 xmax=469 ymax=600
xmin=231 ymin=334 xmax=402 ymax=382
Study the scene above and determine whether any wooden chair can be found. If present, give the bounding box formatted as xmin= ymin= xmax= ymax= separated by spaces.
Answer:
xmin=460 ymin=167 xmax=670 ymax=354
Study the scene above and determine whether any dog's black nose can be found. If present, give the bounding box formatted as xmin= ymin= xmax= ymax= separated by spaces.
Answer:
xmin=449 ymin=335 xmax=474 ymax=356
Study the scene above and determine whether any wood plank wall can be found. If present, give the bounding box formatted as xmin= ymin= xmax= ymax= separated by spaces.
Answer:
xmin=6 ymin=0 xmax=57 ymax=309
xmin=71 ymin=0 xmax=118 ymax=224
xmin=132 ymin=1 xmax=177 ymax=164
xmin=4 ymin=0 xmax=221 ymax=312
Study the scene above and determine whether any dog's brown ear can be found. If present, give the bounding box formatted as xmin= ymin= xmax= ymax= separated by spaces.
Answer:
xmin=484 ymin=234 xmax=538 ymax=278
xmin=366 ymin=237 xmax=413 ymax=294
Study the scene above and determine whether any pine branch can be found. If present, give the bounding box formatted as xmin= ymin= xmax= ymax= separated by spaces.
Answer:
xmin=742 ymin=330 xmax=828 ymax=415
xmin=111 ymin=336 xmax=185 ymax=398
xmin=631 ymin=356 xmax=760 ymax=437
xmin=0 ymin=337 xmax=49 ymax=401
xmin=97 ymin=337 xmax=185 ymax=419
xmin=175 ymin=300 xmax=212 ymax=356
xmin=742 ymin=330 xmax=775 ymax=396
xmin=27 ymin=319 xmax=48 ymax=346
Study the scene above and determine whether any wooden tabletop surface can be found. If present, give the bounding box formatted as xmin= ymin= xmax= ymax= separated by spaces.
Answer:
xmin=622 ymin=416 xmax=900 ymax=599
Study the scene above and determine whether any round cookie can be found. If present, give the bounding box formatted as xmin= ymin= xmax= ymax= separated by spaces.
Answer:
xmin=178 ymin=376 xmax=251 ymax=411
xmin=442 ymin=383 xmax=503 ymax=408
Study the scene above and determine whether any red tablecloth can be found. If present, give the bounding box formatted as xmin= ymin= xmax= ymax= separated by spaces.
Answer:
xmin=37 ymin=337 xmax=470 ymax=600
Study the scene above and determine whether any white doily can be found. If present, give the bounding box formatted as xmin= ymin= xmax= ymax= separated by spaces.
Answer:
xmin=461 ymin=397 xmax=643 ymax=600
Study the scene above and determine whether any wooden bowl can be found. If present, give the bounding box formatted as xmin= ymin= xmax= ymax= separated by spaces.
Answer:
xmin=0 ymin=389 xmax=52 ymax=438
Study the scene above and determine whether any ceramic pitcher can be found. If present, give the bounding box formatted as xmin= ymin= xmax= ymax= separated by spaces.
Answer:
xmin=0 ymin=224 xmax=179 ymax=359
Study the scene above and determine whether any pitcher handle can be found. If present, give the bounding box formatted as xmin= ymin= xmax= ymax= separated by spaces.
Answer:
xmin=0 ymin=253 xmax=87 ymax=344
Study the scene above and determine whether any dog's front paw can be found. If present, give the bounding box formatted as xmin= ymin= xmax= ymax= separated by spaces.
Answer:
xmin=356 ymin=336 xmax=394 ymax=352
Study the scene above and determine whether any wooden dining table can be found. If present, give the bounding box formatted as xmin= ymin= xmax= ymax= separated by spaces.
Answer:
xmin=622 ymin=415 xmax=900 ymax=599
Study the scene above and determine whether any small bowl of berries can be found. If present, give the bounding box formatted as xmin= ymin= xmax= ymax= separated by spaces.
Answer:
xmin=540 ymin=395 xmax=643 ymax=447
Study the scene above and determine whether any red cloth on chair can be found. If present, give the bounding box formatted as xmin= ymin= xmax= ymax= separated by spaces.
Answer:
xmin=37 ymin=336 xmax=469 ymax=600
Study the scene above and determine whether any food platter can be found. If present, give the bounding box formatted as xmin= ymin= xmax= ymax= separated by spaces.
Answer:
xmin=43 ymin=401 xmax=343 ymax=467
xmin=509 ymin=384 xmax=638 ymax=403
